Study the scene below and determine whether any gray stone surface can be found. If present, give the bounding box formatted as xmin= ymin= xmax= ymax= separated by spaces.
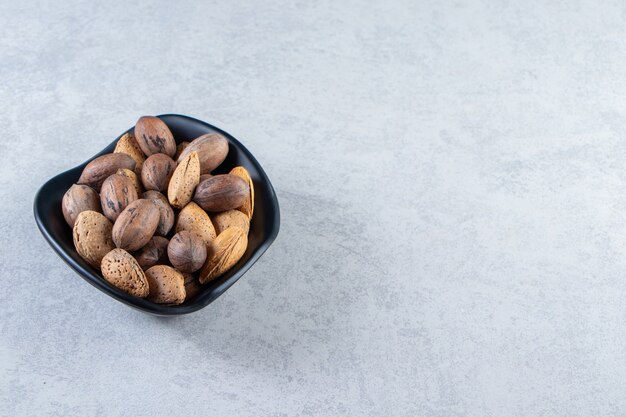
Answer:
xmin=1 ymin=0 xmax=626 ymax=415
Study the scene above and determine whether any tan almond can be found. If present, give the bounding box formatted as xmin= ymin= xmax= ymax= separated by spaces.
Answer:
xmin=101 ymin=248 xmax=149 ymax=297
xmin=176 ymin=202 xmax=216 ymax=245
xmin=112 ymin=199 xmax=160 ymax=251
xmin=168 ymin=151 xmax=200 ymax=209
xmin=211 ymin=210 xmax=250 ymax=235
xmin=229 ymin=166 xmax=254 ymax=220
xmin=73 ymin=210 xmax=115 ymax=268
xmin=116 ymin=168 xmax=143 ymax=195
xmin=134 ymin=116 xmax=176 ymax=157
xmin=199 ymin=227 xmax=248 ymax=284
xmin=177 ymin=133 xmax=228 ymax=174
xmin=114 ymin=132 xmax=145 ymax=174
xmin=145 ymin=265 xmax=186 ymax=304
xmin=62 ymin=184 xmax=101 ymax=227
xmin=100 ymin=173 xmax=138 ymax=222
xmin=78 ymin=153 xmax=136 ymax=191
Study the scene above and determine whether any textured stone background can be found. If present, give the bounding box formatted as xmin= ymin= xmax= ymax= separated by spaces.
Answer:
xmin=2 ymin=0 xmax=626 ymax=415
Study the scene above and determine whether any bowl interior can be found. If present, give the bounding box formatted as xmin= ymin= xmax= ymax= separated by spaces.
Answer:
xmin=34 ymin=114 xmax=280 ymax=315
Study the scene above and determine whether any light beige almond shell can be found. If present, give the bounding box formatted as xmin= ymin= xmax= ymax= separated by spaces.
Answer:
xmin=211 ymin=210 xmax=250 ymax=235
xmin=101 ymin=248 xmax=149 ymax=297
xmin=168 ymin=151 xmax=200 ymax=209
xmin=176 ymin=202 xmax=216 ymax=245
xmin=73 ymin=211 xmax=115 ymax=268
xmin=229 ymin=166 xmax=254 ymax=220
xmin=199 ymin=227 xmax=248 ymax=284
xmin=116 ymin=168 xmax=143 ymax=195
xmin=114 ymin=132 xmax=146 ymax=174
xmin=174 ymin=141 xmax=190 ymax=160
xmin=145 ymin=265 xmax=186 ymax=304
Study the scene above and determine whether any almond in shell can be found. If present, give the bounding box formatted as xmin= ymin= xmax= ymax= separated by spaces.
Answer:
xmin=199 ymin=227 xmax=248 ymax=284
xmin=73 ymin=210 xmax=115 ymax=268
xmin=101 ymin=248 xmax=149 ymax=297
xmin=211 ymin=210 xmax=250 ymax=235
xmin=229 ymin=166 xmax=254 ymax=220
xmin=145 ymin=265 xmax=186 ymax=304
xmin=116 ymin=168 xmax=143 ymax=195
xmin=168 ymin=151 xmax=200 ymax=209
xmin=114 ymin=132 xmax=145 ymax=174
xmin=176 ymin=202 xmax=216 ymax=245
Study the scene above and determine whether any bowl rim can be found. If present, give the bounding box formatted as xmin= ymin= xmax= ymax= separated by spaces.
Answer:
xmin=33 ymin=114 xmax=280 ymax=316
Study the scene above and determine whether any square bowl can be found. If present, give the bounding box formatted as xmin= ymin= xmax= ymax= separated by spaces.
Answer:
xmin=34 ymin=114 xmax=280 ymax=315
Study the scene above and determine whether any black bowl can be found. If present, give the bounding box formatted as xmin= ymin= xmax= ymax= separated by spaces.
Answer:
xmin=34 ymin=114 xmax=280 ymax=315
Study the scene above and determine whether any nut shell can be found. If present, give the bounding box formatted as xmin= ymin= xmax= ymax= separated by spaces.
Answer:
xmin=116 ymin=168 xmax=143 ymax=196
xmin=229 ymin=166 xmax=254 ymax=220
xmin=167 ymin=231 xmax=207 ymax=273
xmin=177 ymin=133 xmax=228 ymax=174
xmin=134 ymin=236 xmax=169 ymax=270
xmin=142 ymin=190 xmax=174 ymax=236
xmin=174 ymin=141 xmax=189 ymax=160
xmin=100 ymin=174 xmax=138 ymax=222
xmin=168 ymin=151 xmax=200 ymax=209
xmin=193 ymin=174 xmax=249 ymax=212
xmin=78 ymin=153 xmax=136 ymax=191
xmin=183 ymin=272 xmax=202 ymax=301
xmin=62 ymin=184 xmax=101 ymax=227
xmin=141 ymin=153 xmax=176 ymax=192
xmin=101 ymin=248 xmax=149 ymax=297
xmin=176 ymin=202 xmax=216 ymax=245
xmin=211 ymin=210 xmax=250 ymax=235
xmin=73 ymin=210 xmax=115 ymax=268
xmin=145 ymin=265 xmax=186 ymax=304
xmin=134 ymin=116 xmax=176 ymax=157
xmin=114 ymin=132 xmax=145 ymax=174
xmin=112 ymin=199 xmax=160 ymax=251
xmin=199 ymin=227 xmax=248 ymax=283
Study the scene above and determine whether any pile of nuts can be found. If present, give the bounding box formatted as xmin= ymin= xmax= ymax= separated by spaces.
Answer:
xmin=62 ymin=116 xmax=253 ymax=305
